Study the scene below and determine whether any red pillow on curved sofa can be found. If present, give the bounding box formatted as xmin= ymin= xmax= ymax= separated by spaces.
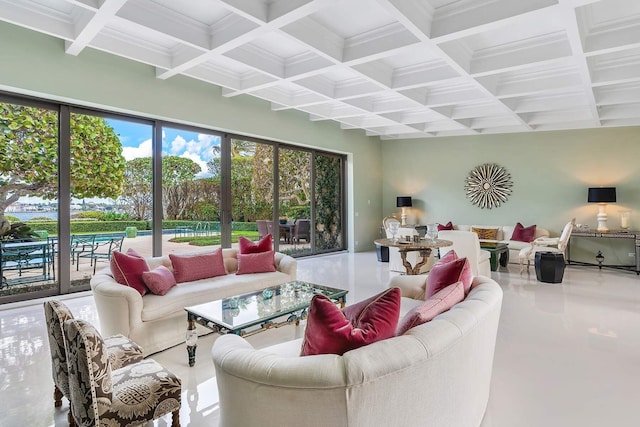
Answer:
xmin=169 ymin=249 xmax=226 ymax=283
xmin=239 ymin=234 xmax=273 ymax=254
xmin=110 ymin=250 xmax=149 ymax=296
xmin=142 ymin=265 xmax=177 ymax=295
xmin=396 ymin=281 xmax=465 ymax=335
xmin=426 ymin=256 xmax=472 ymax=298
xmin=511 ymin=222 xmax=537 ymax=243
xmin=437 ymin=221 xmax=454 ymax=231
xmin=301 ymin=287 xmax=401 ymax=356
xmin=236 ymin=250 xmax=276 ymax=274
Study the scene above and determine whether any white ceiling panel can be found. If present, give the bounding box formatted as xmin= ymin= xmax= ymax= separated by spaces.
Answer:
xmin=1 ymin=0 xmax=639 ymax=139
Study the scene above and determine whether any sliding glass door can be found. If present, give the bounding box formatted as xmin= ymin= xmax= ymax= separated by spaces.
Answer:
xmin=161 ymin=126 xmax=222 ymax=255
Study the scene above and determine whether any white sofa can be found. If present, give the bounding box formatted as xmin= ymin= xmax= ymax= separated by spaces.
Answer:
xmin=211 ymin=276 xmax=503 ymax=427
xmin=91 ymin=248 xmax=297 ymax=356
xmin=452 ymin=224 xmax=550 ymax=264
xmin=438 ymin=230 xmax=492 ymax=277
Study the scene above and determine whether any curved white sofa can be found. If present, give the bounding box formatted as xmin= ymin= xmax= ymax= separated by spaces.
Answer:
xmin=453 ymin=224 xmax=550 ymax=264
xmin=211 ymin=276 xmax=503 ymax=427
xmin=91 ymin=248 xmax=296 ymax=356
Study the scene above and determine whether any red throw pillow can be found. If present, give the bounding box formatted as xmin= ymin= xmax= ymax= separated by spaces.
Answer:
xmin=301 ymin=288 xmax=401 ymax=356
xmin=236 ymin=250 xmax=276 ymax=274
xmin=425 ymin=257 xmax=473 ymax=298
xmin=239 ymin=234 xmax=273 ymax=254
xmin=110 ymin=251 xmax=150 ymax=296
xmin=126 ymin=248 xmax=143 ymax=258
xmin=169 ymin=249 xmax=226 ymax=283
xmin=396 ymin=281 xmax=465 ymax=335
xmin=142 ymin=265 xmax=177 ymax=296
xmin=437 ymin=249 xmax=459 ymax=265
xmin=511 ymin=222 xmax=537 ymax=243
xmin=437 ymin=221 xmax=454 ymax=231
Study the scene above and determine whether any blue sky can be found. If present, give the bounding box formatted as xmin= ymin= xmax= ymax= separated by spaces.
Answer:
xmin=107 ymin=118 xmax=221 ymax=178
xmin=17 ymin=119 xmax=221 ymax=206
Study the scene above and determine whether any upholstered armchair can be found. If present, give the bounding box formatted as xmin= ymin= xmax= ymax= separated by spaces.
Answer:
xmin=63 ymin=318 xmax=182 ymax=427
xmin=519 ymin=218 xmax=576 ymax=273
xmin=43 ymin=300 xmax=144 ymax=424
xmin=437 ymin=230 xmax=492 ymax=277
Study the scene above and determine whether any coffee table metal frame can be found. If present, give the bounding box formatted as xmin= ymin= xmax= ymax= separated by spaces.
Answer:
xmin=184 ymin=280 xmax=348 ymax=366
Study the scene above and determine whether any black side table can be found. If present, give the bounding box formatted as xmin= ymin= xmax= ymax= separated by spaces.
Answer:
xmin=376 ymin=245 xmax=389 ymax=262
xmin=535 ymin=252 xmax=565 ymax=283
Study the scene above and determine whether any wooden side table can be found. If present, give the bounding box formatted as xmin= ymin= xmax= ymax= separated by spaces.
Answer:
xmin=374 ymin=238 xmax=452 ymax=275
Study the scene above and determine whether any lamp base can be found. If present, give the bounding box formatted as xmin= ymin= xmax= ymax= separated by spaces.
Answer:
xmin=400 ymin=207 xmax=407 ymax=226
xmin=596 ymin=204 xmax=608 ymax=232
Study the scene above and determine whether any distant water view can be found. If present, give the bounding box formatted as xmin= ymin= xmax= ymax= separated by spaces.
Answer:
xmin=9 ymin=212 xmax=60 ymax=221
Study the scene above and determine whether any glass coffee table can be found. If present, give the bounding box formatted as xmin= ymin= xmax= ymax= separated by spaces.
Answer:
xmin=184 ymin=280 xmax=348 ymax=366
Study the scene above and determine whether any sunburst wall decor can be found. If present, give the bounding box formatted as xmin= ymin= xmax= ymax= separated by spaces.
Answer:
xmin=464 ymin=163 xmax=513 ymax=209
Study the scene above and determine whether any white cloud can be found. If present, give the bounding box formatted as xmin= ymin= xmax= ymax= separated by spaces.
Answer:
xmin=122 ymin=138 xmax=152 ymax=160
xmin=171 ymin=135 xmax=187 ymax=154
xmin=180 ymin=152 xmax=211 ymax=178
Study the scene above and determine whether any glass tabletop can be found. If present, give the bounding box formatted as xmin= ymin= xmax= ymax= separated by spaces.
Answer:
xmin=185 ymin=280 xmax=348 ymax=332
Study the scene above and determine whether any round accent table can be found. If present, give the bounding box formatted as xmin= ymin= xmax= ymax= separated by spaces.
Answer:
xmin=374 ymin=238 xmax=453 ymax=275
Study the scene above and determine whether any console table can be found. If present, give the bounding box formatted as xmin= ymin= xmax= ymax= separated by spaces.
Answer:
xmin=567 ymin=231 xmax=640 ymax=275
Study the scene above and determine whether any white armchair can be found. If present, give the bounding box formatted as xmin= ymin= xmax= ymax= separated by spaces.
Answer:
xmin=383 ymin=217 xmax=435 ymax=274
xmin=518 ymin=218 xmax=575 ymax=273
xmin=437 ymin=230 xmax=492 ymax=277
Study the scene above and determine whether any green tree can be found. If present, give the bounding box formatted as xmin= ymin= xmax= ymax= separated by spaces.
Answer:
xmin=120 ymin=157 xmax=152 ymax=220
xmin=121 ymin=156 xmax=202 ymax=220
xmin=0 ymin=103 xmax=125 ymax=232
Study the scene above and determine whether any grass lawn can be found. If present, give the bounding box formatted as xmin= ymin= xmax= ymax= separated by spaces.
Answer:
xmin=169 ymin=231 xmax=258 ymax=246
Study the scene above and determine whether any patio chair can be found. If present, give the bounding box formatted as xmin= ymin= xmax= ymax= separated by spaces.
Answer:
xmin=43 ymin=300 xmax=143 ymax=425
xmin=293 ymin=219 xmax=311 ymax=243
xmin=63 ymin=318 xmax=181 ymax=427
xmin=70 ymin=234 xmax=95 ymax=268
xmin=90 ymin=234 xmax=125 ymax=274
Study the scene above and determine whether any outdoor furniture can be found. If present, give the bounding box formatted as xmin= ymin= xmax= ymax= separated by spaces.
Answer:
xmin=63 ymin=318 xmax=181 ymax=427
xmin=90 ymin=234 xmax=125 ymax=273
xmin=293 ymin=219 xmax=311 ymax=243
xmin=70 ymin=234 xmax=96 ymax=268
xmin=0 ymin=240 xmax=53 ymax=287
xmin=43 ymin=300 xmax=144 ymax=424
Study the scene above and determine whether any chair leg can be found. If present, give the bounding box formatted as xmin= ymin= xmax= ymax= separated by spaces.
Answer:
xmin=171 ymin=410 xmax=180 ymax=427
xmin=53 ymin=385 xmax=63 ymax=407
xmin=68 ymin=409 xmax=76 ymax=427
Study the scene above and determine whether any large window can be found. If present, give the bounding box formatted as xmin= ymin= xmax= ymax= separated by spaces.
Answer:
xmin=161 ymin=126 xmax=222 ymax=254
xmin=0 ymin=93 xmax=346 ymax=304
xmin=0 ymin=100 xmax=59 ymax=299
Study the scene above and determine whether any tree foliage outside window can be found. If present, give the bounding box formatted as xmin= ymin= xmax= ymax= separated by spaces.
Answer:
xmin=315 ymin=154 xmax=342 ymax=250
xmin=0 ymin=103 xmax=125 ymax=232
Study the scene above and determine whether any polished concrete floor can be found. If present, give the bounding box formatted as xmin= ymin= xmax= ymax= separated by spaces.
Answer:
xmin=1 ymin=252 xmax=638 ymax=426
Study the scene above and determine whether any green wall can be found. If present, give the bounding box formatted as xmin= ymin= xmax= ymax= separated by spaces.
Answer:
xmin=381 ymin=126 xmax=640 ymax=265
xmin=0 ymin=21 xmax=383 ymax=252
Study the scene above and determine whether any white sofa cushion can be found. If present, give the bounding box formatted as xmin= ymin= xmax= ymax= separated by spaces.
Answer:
xmin=141 ymin=271 xmax=291 ymax=321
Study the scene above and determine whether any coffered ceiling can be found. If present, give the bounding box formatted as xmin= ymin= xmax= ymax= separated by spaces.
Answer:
xmin=1 ymin=0 xmax=639 ymax=139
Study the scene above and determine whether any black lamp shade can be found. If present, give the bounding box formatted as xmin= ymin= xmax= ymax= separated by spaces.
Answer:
xmin=588 ymin=187 xmax=616 ymax=203
xmin=397 ymin=196 xmax=412 ymax=207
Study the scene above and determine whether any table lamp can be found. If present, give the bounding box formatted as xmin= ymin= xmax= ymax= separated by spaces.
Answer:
xmin=588 ymin=187 xmax=616 ymax=232
xmin=396 ymin=196 xmax=412 ymax=226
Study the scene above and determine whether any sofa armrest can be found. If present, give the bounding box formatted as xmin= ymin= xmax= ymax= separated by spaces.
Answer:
xmin=275 ymin=252 xmax=297 ymax=280
xmin=388 ymin=275 xmax=427 ymax=301
xmin=90 ymin=270 xmax=144 ymax=338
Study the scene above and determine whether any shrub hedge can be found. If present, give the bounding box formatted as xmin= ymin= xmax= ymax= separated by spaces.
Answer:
xmin=24 ymin=220 xmax=258 ymax=235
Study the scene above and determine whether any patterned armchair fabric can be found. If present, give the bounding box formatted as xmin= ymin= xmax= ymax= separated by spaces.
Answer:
xmin=43 ymin=300 xmax=144 ymax=410
xmin=63 ymin=318 xmax=182 ymax=427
